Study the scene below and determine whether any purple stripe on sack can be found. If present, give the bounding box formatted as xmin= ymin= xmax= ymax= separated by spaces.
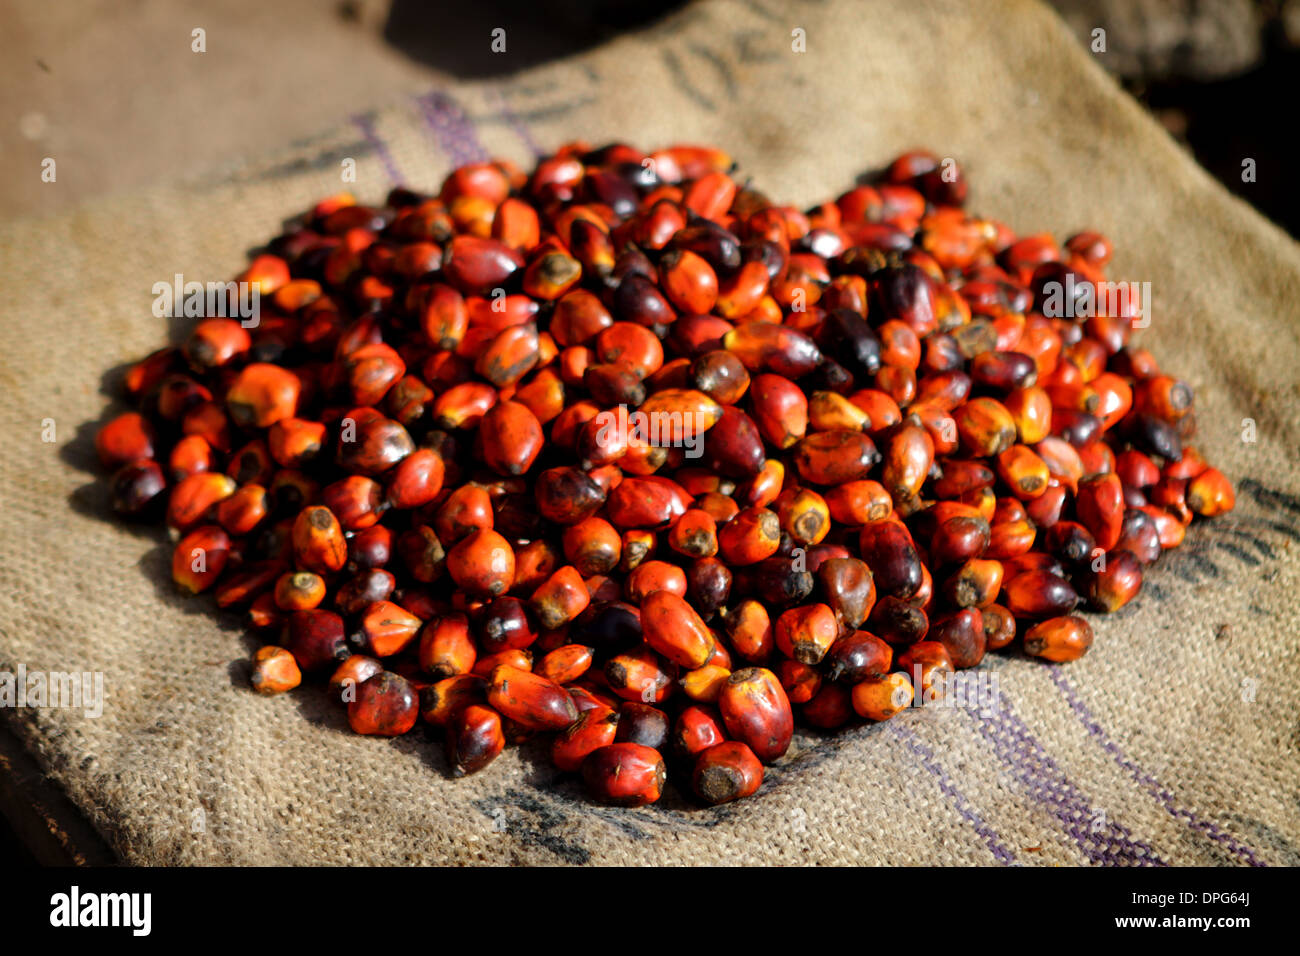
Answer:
xmin=416 ymin=90 xmax=489 ymax=167
xmin=888 ymin=723 xmax=1016 ymax=864
xmin=489 ymin=88 xmax=545 ymax=159
xmin=973 ymin=696 xmax=1166 ymax=866
xmin=350 ymin=113 xmax=403 ymax=184
xmin=1048 ymin=670 xmax=1266 ymax=867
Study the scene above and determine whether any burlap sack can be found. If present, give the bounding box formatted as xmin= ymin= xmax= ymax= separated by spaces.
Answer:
xmin=2 ymin=0 xmax=1297 ymax=866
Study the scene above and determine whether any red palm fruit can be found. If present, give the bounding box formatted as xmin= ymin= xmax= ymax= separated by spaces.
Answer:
xmin=815 ymin=557 xmax=876 ymax=630
xmin=582 ymin=743 xmax=666 ymax=807
xmin=981 ymin=603 xmax=1017 ymax=651
xmin=808 ymin=389 xmax=871 ymax=431
xmin=433 ymin=382 xmax=498 ymax=430
xmin=441 ymin=235 xmax=524 ymax=295
xmin=823 ymin=630 xmax=892 ymax=683
xmin=774 ymin=487 xmax=831 ymax=546
xmin=943 ymin=558 xmax=1004 ymax=609
xmin=614 ymin=701 xmax=671 ymax=751
xmin=749 ymin=373 xmax=807 ymax=448
xmin=96 ymin=411 xmax=157 ymax=469
xmin=472 ymin=648 xmax=532 ymax=678
xmin=522 ymin=246 xmax=582 ymax=300
xmin=473 ymin=595 xmax=537 ymax=654
xmin=167 ymin=435 xmax=214 ymax=482
xmin=867 ymin=595 xmax=930 ymax=647
xmin=536 ymin=645 xmax=594 ymax=685
xmin=692 ymin=741 xmax=763 ymax=805
xmin=594 ymin=321 xmax=664 ymax=378
xmin=348 ymin=672 xmax=419 ymax=736
xmin=1023 ymin=615 xmax=1094 ymax=662
xmin=418 ymin=675 xmax=487 ymax=727
xmin=996 ymin=444 xmax=1050 ymax=499
xmin=673 ymin=704 xmax=728 ymax=759
xmin=319 ymin=475 xmax=384 ymax=531
xmin=882 ymin=423 xmax=934 ymax=502
xmin=385 ymin=449 xmax=445 ymax=510
xmin=897 ymin=641 xmax=954 ymax=698
xmin=226 ymin=363 xmax=300 ymax=428
xmin=329 ymin=655 xmax=384 ymax=702
xmin=690 ymin=350 xmax=751 ymax=405
xmin=478 ymin=400 xmax=544 ymax=476
xmin=355 ymin=600 xmax=420 ymax=658
xmin=508 ymin=541 xmax=560 ymax=599
xmin=640 ymin=590 xmax=716 ymax=669
xmin=985 ymin=518 xmax=1038 ymax=559
xmin=717 ymin=667 xmax=793 ymax=762
xmin=617 ymin=529 xmax=656 ymax=573
xmin=167 ymin=472 xmax=236 ymax=533
xmin=858 ymin=519 xmax=923 ymax=598
xmin=513 ymin=367 xmax=566 ymax=425
xmin=735 ymin=458 xmax=785 ymax=509
xmin=1186 ymin=468 xmax=1235 ymax=517
xmin=446 ymin=529 xmax=515 ymax=597
xmin=334 ymin=568 xmax=396 ymax=616
xmin=774 ymin=603 xmax=840 ymax=665
xmin=274 ymin=571 xmax=326 ymax=612
xmin=793 ymin=430 xmax=880 ymax=485
xmin=824 ymin=479 xmax=893 ymax=525
xmin=344 ymin=342 xmax=405 ymax=407
xmin=725 ymin=599 xmax=774 ymax=663
xmin=1083 ymin=550 xmax=1144 ymax=612
xmin=418 ymin=282 xmax=469 ymax=349
xmin=701 ymin=406 xmax=766 ymax=479
xmin=250 ymin=646 xmax=302 ymax=695
xmin=216 ymin=483 xmax=269 ymax=536
xmin=668 ymin=508 xmax=719 ymax=559
xmin=433 ymin=484 xmax=493 ymax=543
xmin=552 ymin=706 xmax=620 ymax=772
xmin=282 ymin=613 xmax=351 ymax=671
xmin=724 ymin=322 xmax=821 ymax=378
xmin=638 ymin=388 xmax=724 ymax=444
xmin=953 ymin=397 xmax=1017 ymax=457
xmin=560 ymin=517 xmax=622 ymax=576
xmin=930 ymin=514 xmax=991 ymax=564
xmin=803 ymin=681 xmax=854 ymax=730
xmin=851 ymin=673 xmax=914 ymax=721
xmin=292 ymin=506 xmax=348 ymax=574
xmin=1076 ymin=472 xmax=1125 ymax=551
xmin=171 ymin=525 xmax=231 ymax=594
xmin=1003 ymin=569 xmax=1079 ymax=618
xmin=605 ymin=476 xmax=691 ymax=530
xmin=605 ymin=645 xmax=675 ymax=704
xmin=776 ymin=659 xmax=822 ymax=704
xmin=659 ymin=249 xmax=719 ymax=314
xmin=446 ymin=704 xmax=505 ymax=776
xmin=336 ymin=410 xmax=414 ymax=476
xmin=1115 ymin=509 xmax=1162 ymax=565
xmin=529 ymin=566 xmax=591 ymax=629
xmin=717 ymin=506 xmax=781 ymax=565
xmin=850 ymin=389 xmax=903 ymax=435
xmin=928 ymin=608 xmax=986 ymax=669
xmin=487 ymin=665 xmax=579 ymax=730
xmin=475 ymin=322 xmax=539 ymax=388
